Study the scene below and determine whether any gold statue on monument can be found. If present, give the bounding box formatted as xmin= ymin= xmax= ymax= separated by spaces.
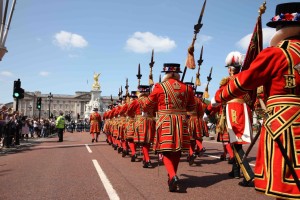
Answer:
xmin=92 ymin=72 xmax=101 ymax=90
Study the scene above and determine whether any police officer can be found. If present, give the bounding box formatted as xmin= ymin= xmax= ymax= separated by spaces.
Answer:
xmin=56 ymin=111 xmax=65 ymax=142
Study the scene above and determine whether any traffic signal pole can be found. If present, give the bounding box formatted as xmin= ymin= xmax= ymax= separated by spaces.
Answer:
xmin=39 ymin=109 xmax=41 ymax=123
xmin=15 ymin=97 xmax=19 ymax=111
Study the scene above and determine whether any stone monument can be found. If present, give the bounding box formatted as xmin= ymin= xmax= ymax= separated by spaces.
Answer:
xmin=84 ymin=72 xmax=104 ymax=118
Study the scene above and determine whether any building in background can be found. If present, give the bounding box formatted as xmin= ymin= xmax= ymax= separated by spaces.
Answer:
xmin=5 ymin=91 xmax=117 ymax=119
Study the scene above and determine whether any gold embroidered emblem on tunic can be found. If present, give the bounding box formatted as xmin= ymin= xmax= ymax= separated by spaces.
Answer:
xmin=231 ymin=110 xmax=237 ymax=123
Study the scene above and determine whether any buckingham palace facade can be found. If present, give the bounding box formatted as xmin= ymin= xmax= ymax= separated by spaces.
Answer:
xmin=10 ymin=91 xmax=117 ymax=119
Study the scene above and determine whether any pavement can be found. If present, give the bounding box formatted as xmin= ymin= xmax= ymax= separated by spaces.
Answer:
xmin=0 ymin=133 xmax=58 ymax=154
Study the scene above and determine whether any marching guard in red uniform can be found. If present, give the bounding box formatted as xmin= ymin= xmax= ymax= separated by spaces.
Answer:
xmin=118 ymin=97 xmax=130 ymax=157
xmin=142 ymin=63 xmax=195 ymax=192
xmin=215 ymin=3 xmax=300 ymax=199
xmin=134 ymin=85 xmax=156 ymax=168
xmin=213 ymin=51 xmax=254 ymax=186
xmin=89 ymin=108 xmax=102 ymax=143
xmin=106 ymin=106 xmax=114 ymax=146
xmin=126 ymin=91 xmax=138 ymax=162
xmin=185 ymin=83 xmax=206 ymax=166
xmin=111 ymin=103 xmax=119 ymax=150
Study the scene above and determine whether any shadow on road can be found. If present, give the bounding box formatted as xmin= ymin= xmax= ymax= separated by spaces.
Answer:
xmin=178 ymin=172 xmax=230 ymax=192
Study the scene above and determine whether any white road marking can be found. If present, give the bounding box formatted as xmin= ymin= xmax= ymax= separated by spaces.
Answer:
xmin=92 ymin=159 xmax=120 ymax=200
xmin=85 ymin=144 xmax=92 ymax=153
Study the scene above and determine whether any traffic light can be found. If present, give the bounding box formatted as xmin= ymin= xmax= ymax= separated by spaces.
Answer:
xmin=36 ymin=97 xmax=42 ymax=110
xmin=13 ymin=79 xmax=25 ymax=99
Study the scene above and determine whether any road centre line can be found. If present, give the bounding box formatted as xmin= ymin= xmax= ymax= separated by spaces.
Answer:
xmin=85 ymin=144 xmax=92 ymax=153
xmin=92 ymin=159 xmax=120 ymax=200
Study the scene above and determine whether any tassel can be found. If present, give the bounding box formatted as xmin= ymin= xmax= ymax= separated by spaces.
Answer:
xmin=203 ymin=90 xmax=209 ymax=99
xmin=185 ymin=45 xmax=196 ymax=69
xmin=195 ymin=74 xmax=201 ymax=86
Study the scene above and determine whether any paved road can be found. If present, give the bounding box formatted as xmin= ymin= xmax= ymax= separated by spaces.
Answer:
xmin=0 ymin=132 xmax=272 ymax=200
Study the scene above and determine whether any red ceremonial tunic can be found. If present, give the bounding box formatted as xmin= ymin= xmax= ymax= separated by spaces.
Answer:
xmin=89 ymin=112 xmax=101 ymax=133
xmin=110 ymin=107 xmax=117 ymax=136
xmin=217 ymin=75 xmax=253 ymax=145
xmin=215 ymin=38 xmax=300 ymax=199
xmin=134 ymin=96 xmax=156 ymax=144
xmin=142 ymin=78 xmax=196 ymax=152
xmin=118 ymin=103 xmax=128 ymax=140
xmin=126 ymin=100 xmax=137 ymax=140
xmin=106 ymin=110 xmax=113 ymax=134
xmin=187 ymin=96 xmax=204 ymax=140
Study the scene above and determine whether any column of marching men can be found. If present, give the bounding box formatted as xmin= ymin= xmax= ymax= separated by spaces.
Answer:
xmin=100 ymin=66 xmax=215 ymax=191
xmin=98 ymin=4 xmax=300 ymax=197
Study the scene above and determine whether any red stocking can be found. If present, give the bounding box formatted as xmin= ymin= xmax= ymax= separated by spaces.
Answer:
xmin=225 ymin=143 xmax=234 ymax=159
xmin=196 ymin=139 xmax=203 ymax=151
xmin=172 ymin=151 xmax=181 ymax=173
xmin=142 ymin=144 xmax=150 ymax=161
xmin=128 ymin=141 xmax=136 ymax=155
xmin=190 ymin=140 xmax=196 ymax=155
xmin=163 ymin=153 xmax=176 ymax=180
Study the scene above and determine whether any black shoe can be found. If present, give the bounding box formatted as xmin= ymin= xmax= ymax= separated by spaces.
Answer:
xmin=228 ymin=158 xmax=234 ymax=164
xmin=228 ymin=171 xmax=240 ymax=179
xmin=131 ymin=154 xmax=136 ymax=162
xmin=95 ymin=138 xmax=98 ymax=142
xmin=92 ymin=139 xmax=95 ymax=143
xmin=118 ymin=147 xmax=123 ymax=153
xmin=143 ymin=161 xmax=152 ymax=168
xmin=168 ymin=175 xmax=179 ymax=192
xmin=189 ymin=153 xmax=197 ymax=166
xmin=114 ymin=145 xmax=118 ymax=150
xmin=198 ymin=148 xmax=206 ymax=157
xmin=106 ymin=139 xmax=109 ymax=143
xmin=186 ymin=155 xmax=190 ymax=162
xmin=122 ymin=150 xmax=127 ymax=157
xmin=220 ymin=155 xmax=226 ymax=161
xmin=238 ymin=179 xmax=254 ymax=187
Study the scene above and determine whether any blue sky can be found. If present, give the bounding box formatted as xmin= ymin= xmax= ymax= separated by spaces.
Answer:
xmin=0 ymin=0 xmax=288 ymax=103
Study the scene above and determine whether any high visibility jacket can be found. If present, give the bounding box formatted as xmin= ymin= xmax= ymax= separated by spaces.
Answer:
xmin=56 ymin=116 xmax=65 ymax=129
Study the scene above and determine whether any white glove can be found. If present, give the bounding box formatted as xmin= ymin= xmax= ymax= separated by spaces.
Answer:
xmin=211 ymin=97 xmax=220 ymax=107
xmin=142 ymin=112 xmax=148 ymax=117
xmin=203 ymin=113 xmax=209 ymax=122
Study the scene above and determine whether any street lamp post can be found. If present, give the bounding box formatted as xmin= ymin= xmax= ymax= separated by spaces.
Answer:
xmin=48 ymin=92 xmax=53 ymax=118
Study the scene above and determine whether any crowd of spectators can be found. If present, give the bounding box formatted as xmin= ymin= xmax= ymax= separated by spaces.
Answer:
xmin=0 ymin=104 xmax=97 ymax=148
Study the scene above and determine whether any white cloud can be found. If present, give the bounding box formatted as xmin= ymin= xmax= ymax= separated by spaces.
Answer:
xmin=53 ymin=31 xmax=88 ymax=49
xmin=263 ymin=28 xmax=276 ymax=47
xmin=125 ymin=32 xmax=176 ymax=53
xmin=195 ymin=34 xmax=213 ymax=49
xmin=39 ymin=71 xmax=50 ymax=76
xmin=236 ymin=28 xmax=276 ymax=50
xmin=0 ymin=71 xmax=13 ymax=77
